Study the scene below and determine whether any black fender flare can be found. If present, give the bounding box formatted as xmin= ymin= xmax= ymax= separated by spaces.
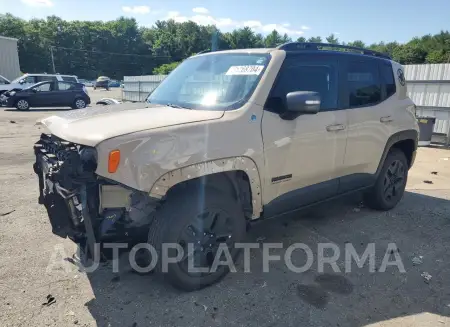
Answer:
xmin=375 ymin=129 xmax=418 ymax=177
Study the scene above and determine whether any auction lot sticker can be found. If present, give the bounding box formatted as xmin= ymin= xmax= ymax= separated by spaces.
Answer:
xmin=226 ymin=65 xmax=264 ymax=75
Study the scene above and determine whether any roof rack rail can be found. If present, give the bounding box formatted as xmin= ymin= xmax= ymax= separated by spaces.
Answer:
xmin=276 ymin=42 xmax=391 ymax=60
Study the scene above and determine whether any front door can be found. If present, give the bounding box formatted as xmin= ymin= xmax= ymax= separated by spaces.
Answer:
xmin=261 ymin=53 xmax=348 ymax=217
xmin=30 ymin=81 xmax=58 ymax=107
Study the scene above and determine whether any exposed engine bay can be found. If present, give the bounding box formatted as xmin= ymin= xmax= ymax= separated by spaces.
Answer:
xmin=33 ymin=133 xmax=157 ymax=256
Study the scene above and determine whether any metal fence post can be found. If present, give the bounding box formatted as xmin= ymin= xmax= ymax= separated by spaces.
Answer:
xmin=138 ymin=80 xmax=141 ymax=102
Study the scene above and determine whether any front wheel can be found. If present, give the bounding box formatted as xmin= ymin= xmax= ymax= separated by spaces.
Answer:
xmin=364 ymin=149 xmax=408 ymax=210
xmin=148 ymin=187 xmax=246 ymax=291
xmin=15 ymin=99 xmax=30 ymax=111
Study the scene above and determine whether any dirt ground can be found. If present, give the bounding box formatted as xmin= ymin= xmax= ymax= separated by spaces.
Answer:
xmin=0 ymin=100 xmax=450 ymax=327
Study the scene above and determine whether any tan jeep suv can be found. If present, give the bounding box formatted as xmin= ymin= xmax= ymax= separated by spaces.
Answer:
xmin=33 ymin=42 xmax=419 ymax=291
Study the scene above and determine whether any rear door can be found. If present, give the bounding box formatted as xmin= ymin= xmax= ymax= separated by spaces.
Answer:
xmin=56 ymin=81 xmax=77 ymax=106
xmin=339 ymin=57 xmax=394 ymax=192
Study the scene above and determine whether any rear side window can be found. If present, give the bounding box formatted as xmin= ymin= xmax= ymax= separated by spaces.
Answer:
xmin=58 ymin=82 xmax=76 ymax=90
xmin=380 ymin=62 xmax=396 ymax=99
xmin=62 ymin=76 xmax=77 ymax=83
xmin=36 ymin=76 xmax=57 ymax=83
xmin=347 ymin=60 xmax=381 ymax=108
xmin=267 ymin=56 xmax=338 ymax=112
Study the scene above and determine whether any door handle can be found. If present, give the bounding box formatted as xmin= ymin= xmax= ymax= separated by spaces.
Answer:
xmin=380 ymin=116 xmax=393 ymax=123
xmin=326 ymin=124 xmax=346 ymax=132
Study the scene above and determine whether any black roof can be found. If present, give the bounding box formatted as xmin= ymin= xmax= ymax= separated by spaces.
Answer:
xmin=276 ymin=42 xmax=391 ymax=60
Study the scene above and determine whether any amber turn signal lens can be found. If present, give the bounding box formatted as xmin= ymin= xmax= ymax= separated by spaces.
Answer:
xmin=108 ymin=150 xmax=120 ymax=173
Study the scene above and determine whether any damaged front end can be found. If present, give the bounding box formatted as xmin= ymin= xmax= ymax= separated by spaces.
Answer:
xmin=33 ymin=134 xmax=157 ymax=256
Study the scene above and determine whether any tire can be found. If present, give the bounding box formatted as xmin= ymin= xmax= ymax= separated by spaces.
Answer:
xmin=148 ymin=187 xmax=246 ymax=291
xmin=72 ymin=98 xmax=87 ymax=109
xmin=364 ymin=148 xmax=408 ymax=211
xmin=15 ymin=99 xmax=30 ymax=111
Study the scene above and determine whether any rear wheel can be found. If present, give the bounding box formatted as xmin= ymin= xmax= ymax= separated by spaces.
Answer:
xmin=148 ymin=187 xmax=246 ymax=291
xmin=364 ymin=149 xmax=408 ymax=210
xmin=15 ymin=99 xmax=30 ymax=111
xmin=72 ymin=98 xmax=87 ymax=109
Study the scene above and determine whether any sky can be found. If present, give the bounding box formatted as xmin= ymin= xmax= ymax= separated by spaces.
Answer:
xmin=0 ymin=0 xmax=449 ymax=44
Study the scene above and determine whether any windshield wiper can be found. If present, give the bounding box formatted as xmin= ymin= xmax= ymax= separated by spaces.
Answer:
xmin=166 ymin=103 xmax=191 ymax=109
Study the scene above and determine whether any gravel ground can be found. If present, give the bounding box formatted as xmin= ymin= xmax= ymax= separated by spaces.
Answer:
xmin=0 ymin=102 xmax=450 ymax=327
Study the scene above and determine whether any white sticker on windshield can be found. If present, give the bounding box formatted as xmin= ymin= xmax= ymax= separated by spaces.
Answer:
xmin=226 ymin=65 xmax=264 ymax=76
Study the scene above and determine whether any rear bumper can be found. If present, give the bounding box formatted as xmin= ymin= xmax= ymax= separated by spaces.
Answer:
xmin=95 ymin=81 xmax=109 ymax=88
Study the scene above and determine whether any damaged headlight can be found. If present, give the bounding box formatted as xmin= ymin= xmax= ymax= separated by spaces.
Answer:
xmin=79 ymin=147 xmax=98 ymax=172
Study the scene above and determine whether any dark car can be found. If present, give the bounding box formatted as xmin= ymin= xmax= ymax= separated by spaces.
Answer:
xmin=94 ymin=76 xmax=110 ymax=90
xmin=0 ymin=80 xmax=91 ymax=110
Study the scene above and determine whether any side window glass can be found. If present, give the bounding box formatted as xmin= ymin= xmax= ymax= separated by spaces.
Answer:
xmin=58 ymin=82 xmax=74 ymax=90
xmin=347 ymin=61 xmax=381 ymax=107
xmin=62 ymin=76 xmax=77 ymax=83
xmin=267 ymin=57 xmax=338 ymax=112
xmin=23 ymin=76 xmax=36 ymax=84
xmin=34 ymin=82 xmax=52 ymax=92
xmin=380 ymin=62 xmax=396 ymax=99
xmin=36 ymin=76 xmax=57 ymax=83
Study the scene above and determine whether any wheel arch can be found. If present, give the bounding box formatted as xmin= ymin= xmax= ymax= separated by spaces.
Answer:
xmin=149 ymin=157 xmax=263 ymax=219
xmin=15 ymin=97 xmax=30 ymax=109
xmin=376 ymin=129 xmax=419 ymax=177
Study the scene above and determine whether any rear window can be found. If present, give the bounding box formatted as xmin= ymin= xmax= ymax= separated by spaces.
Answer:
xmin=58 ymin=81 xmax=78 ymax=90
xmin=380 ymin=62 xmax=396 ymax=99
xmin=347 ymin=61 xmax=381 ymax=108
xmin=62 ymin=76 xmax=77 ymax=83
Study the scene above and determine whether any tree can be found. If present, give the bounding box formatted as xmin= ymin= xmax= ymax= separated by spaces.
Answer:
xmin=1 ymin=13 xmax=450 ymax=79
xmin=347 ymin=40 xmax=366 ymax=48
xmin=326 ymin=34 xmax=339 ymax=44
xmin=264 ymin=30 xmax=283 ymax=47
xmin=307 ymin=36 xmax=322 ymax=43
xmin=392 ymin=45 xmax=427 ymax=64
xmin=426 ymin=49 xmax=449 ymax=63
xmin=153 ymin=61 xmax=180 ymax=75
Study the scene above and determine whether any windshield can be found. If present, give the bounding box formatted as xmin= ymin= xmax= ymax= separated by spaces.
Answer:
xmin=147 ymin=53 xmax=270 ymax=110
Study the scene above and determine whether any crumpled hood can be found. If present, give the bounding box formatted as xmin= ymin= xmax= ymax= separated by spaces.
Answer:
xmin=37 ymin=103 xmax=224 ymax=146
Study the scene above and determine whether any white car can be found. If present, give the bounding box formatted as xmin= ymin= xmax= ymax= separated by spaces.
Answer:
xmin=0 ymin=73 xmax=79 ymax=94
xmin=78 ymin=79 xmax=94 ymax=87
xmin=0 ymin=74 xmax=11 ymax=95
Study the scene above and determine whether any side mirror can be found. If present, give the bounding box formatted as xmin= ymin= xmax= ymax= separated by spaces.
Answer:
xmin=32 ymin=89 xmax=37 ymax=93
xmin=19 ymin=80 xmax=25 ymax=84
xmin=286 ymin=91 xmax=320 ymax=114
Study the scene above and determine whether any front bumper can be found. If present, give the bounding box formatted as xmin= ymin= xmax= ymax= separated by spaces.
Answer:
xmin=33 ymin=134 xmax=98 ymax=241
xmin=33 ymin=134 xmax=154 ymax=256
xmin=0 ymin=95 xmax=13 ymax=107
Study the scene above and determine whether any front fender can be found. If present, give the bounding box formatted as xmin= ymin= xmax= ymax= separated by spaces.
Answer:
xmin=149 ymin=157 xmax=263 ymax=219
